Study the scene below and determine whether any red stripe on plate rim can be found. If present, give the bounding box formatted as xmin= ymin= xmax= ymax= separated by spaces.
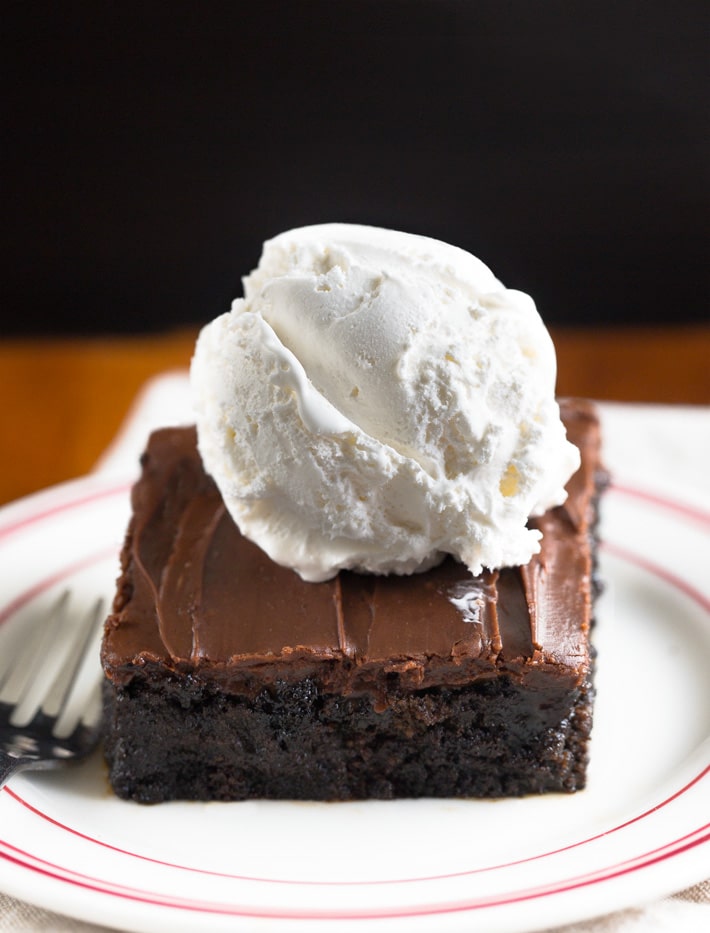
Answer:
xmin=608 ymin=482 xmax=710 ymax=528
xmin=0 ymin=481 xmax=131 ymax=545
xmin=3 ymin=758 xmax=709 ymax=888
xmin=0 ymin=827 xmax=708 ymax=920
xmin=601 ymin=541 xmax=710 ymax=615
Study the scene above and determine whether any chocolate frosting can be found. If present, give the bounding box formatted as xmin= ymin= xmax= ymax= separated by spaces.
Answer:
xmin=102 ymin=399 xmax=604 ymax=700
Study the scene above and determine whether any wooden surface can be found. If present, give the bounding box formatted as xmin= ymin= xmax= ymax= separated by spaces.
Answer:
xmin=1 ymin=325 xmax=708 ymax=507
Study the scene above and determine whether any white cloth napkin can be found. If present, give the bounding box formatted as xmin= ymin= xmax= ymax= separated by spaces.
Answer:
xmin=2 ymin=377 xmax=708 ymax=932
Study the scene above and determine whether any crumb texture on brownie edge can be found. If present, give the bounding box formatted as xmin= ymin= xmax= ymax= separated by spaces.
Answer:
xmin=100 ymin=397 xmax=603 ymax=802
xmin=102 ymin=670 xmax=594 ymax=802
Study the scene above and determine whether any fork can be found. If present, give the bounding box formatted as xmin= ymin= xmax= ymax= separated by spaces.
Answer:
xmin=0 ymin=591 xmax=105 ymax=789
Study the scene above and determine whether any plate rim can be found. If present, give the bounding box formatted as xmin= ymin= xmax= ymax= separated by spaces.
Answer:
xmin=0 ymin=473 xmax=708 ymax=932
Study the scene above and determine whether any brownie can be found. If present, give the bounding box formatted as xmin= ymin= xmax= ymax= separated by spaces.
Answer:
xmin=101 ymin=398 xmax=606 ymax=803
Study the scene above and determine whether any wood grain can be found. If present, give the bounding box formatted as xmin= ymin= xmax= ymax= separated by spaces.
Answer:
xmin=1 ymin=325 xmax=708 ymax=506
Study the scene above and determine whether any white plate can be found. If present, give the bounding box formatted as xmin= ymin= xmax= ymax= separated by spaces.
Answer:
xmin=0 ymin=466 xmax=709 ymax=932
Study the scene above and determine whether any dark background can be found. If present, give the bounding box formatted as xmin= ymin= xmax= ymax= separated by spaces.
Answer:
xmin=3 ymin=0 xmax=708 ymax=335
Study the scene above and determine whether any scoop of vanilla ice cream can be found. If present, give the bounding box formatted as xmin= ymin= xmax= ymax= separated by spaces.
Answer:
xmin=190 ymin=224 xmax=580 ymax=582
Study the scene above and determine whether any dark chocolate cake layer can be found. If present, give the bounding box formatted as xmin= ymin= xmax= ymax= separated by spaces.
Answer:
xmin=102 ymin=398 xmax=606 ymax=802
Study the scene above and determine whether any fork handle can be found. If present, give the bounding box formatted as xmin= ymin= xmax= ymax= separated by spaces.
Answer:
xmin=0 ymin=750 xmax=32 ymax=789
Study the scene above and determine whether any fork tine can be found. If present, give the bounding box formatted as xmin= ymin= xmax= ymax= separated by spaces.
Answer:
xmin=38 ymin=597 xmax=105 ymax=723
xmin=0 ymin=591 xmax=70 ymax=702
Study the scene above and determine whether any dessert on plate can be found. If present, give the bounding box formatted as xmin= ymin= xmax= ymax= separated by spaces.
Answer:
xmin=101 ymin=224 xmax=606 ymax=802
